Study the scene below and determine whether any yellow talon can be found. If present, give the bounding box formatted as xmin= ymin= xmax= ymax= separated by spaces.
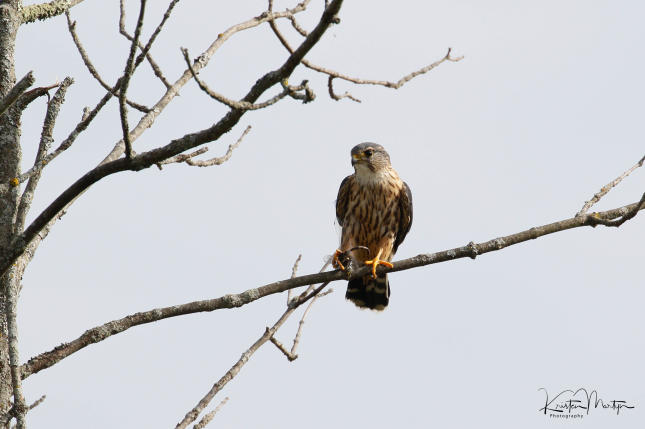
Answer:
xmin=332 ymin=249 xmax=346 ymax=271
xmin=364 ymin=248 xmax=393 ymax=278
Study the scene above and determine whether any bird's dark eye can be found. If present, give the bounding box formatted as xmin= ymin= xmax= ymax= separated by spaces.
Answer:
xmin=364 ymin=149 xmax=373 ymax=157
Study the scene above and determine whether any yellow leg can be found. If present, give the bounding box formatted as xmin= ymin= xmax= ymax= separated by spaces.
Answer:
xmin=332 ymin=249 xmax=346 ymax=271
xmin=364 ymin=248 xmax=393 ymax=278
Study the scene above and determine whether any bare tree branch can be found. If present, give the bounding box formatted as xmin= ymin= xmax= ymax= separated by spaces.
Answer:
xmin=328 ymin=76 xmax=360 ymax=102
xmin=155 ymin=147 xmax=209 ymax=169
xmin=310 ymin=47 xmax=463 ymax=89
xmin=65 ymin=11 xmax=150 ymax=113
xmin=577 ymin=154 xmax=645 ymax=217
xmin=157 ymin=126 xmax=251 ymax=168
xmin=15 ymin=77 xmax=74 ymax=233
xmin=19 ymin=196 xmax=645 ymax=381
xmin=185 ymin=125 xmax=251 ymax=167
xmin=118 ymin=0 xmax=176 ymax=89
xmin=286 ymin=254 xmax=301 ymax=304
xmin=267 ymin=1 xmax=463 ymax=94
xmin=270 ymin=287 xmax=332 ymax=361
xmin=119 ymin=0 xmax=147 ymax=159
xmin=182 ymin=48 xmax=314 ymax=109
xmin=0 ymin=72 xmax=34 ymax=118
xmin=20 ymin=0 xmax=85 ymax=24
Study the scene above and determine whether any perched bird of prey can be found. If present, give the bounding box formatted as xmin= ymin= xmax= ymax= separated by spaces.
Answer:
xmin=334 ymin=143 xmax=413 ymax=310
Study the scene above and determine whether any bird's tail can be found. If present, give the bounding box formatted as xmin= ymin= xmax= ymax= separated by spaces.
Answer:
xmin=346 ymin=274 xmax=390 ymax=311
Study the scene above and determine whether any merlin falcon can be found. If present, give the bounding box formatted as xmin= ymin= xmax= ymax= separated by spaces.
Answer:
xmin=333 ymin=143 xmax=413 ymax=310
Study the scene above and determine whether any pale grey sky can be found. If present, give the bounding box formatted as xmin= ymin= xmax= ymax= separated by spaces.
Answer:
xmin=16 ymin=1 xmax=644 ymax=428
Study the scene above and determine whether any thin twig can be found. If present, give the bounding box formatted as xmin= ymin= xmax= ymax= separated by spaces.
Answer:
xmin=287 ymin=14 xmax=308 ymax=36
xmin=18 ymin=195 xmax=645 ymax=381
xmin=267 ymin=2 xmax=462 ymax=94
xmin=174 ymin=272 xmax=331 ymax=428
xmin=182 ymin=48 xmax=314 ymax=109
xmin=577 ymin=154 xmax=645 ymax=216
xmin=286 ymin=254 xmax=302 ymax=304
xmin=119 ymin=0 xmax=147 ymax=159
xmin=289 ymin=287 xmax=333 ymax=358
xmin=119 ymin=0 xmax=177 ymax=89
xmin=193 ymin=397 xmax=229 ymax=429
xmin=65 ymin=11 xmax=150 ymax=113
xmin=156 ymin=125 xmax=251 ymax=169
xmin=185 ymin=126 xmax=251 ymax=167
xmin=0 ymin=395 xmax=46 ymax=427
xmin=328 ymin=76 xmax=360 ymax=102
xmin=155 ymin=147 xmax=209 ymax=169
xmin=271 ymin=286 xmax=333 ymax=361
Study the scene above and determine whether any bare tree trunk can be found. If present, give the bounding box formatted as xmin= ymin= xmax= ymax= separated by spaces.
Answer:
xmin=0 ymin=0 xmax=22 ymax=417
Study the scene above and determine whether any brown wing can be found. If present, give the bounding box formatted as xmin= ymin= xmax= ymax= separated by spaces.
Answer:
xmin=393 ymin=181 xmax=413 ymax=253
xmin=335 ymin=175 xmax=353 ymax=226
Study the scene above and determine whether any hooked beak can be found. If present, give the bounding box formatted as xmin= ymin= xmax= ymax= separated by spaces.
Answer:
xmin=351 ymin=153 xmax=364 ymax=166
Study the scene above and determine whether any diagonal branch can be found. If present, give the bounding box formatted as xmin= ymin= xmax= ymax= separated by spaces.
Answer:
xmin=19 ymin=196 xmax=645 ymax=381
xmin=577 ymin=154 xmax=645 ymax=217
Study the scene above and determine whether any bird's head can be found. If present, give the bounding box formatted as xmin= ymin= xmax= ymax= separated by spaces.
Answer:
xmin=351 ymin=143 xmax=391 ymax=177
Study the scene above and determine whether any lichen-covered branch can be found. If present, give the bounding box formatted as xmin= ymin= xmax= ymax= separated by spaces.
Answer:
xmin=20 ymin=0 xmax=85 ymax=24
xmin=14 ymin=77 xmax=74 ymax=234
